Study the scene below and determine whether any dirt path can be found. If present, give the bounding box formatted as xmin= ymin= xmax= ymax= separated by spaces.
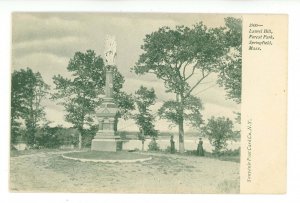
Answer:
xmin=10 ymin=151 xmax=239 ymax=193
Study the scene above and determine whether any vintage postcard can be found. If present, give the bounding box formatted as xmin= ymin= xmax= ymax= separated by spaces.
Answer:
xmin=9 ymin=13 xmax=287 ymax=194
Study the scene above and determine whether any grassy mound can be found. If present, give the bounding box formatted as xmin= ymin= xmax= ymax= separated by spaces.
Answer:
xmin=63 ymin=151 xmax=150 ymax=160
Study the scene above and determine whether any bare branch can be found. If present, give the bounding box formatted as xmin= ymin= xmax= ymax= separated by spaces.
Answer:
xmin=184 ymin=64 xmax=197 ymax=81
xmin=185 ymin=70 xmax=210 ymax=98
xmin=182 ymin=61 xmax=189 ymax=79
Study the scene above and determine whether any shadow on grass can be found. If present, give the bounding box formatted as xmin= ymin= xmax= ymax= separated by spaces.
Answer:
xmin=64 ymin=151 xmax=150 ymax=160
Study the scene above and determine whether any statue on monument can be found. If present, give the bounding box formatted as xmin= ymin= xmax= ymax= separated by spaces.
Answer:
xmin=103 ymin=35 xmax=117 ymax=99
xmin=104 ymin=35 xmax=117 ymax=67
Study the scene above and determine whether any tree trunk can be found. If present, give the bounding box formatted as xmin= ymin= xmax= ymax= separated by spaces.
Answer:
xmin=142 ymin=128 xmax=145 ymax=151
xmin=78 ymin=127 xmax=83 ymax=150
xmin=178 ymin=118 xmax=185 ymax=153
xmin=177 ymin=93 xmax=185 ymax=153
xmin=26 ymin=121 xmax=36 ymax=146
xmin=78 ymin=133 xmax=82 ymax=149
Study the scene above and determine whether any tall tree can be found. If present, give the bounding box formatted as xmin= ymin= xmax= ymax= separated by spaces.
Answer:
xmin=133 ymin=23 xmax=227 ymax=153
xmin=11 ymin=68 xmax=49 ymax=145
xmin=217 ymin=17 xmax=242 ymax=104
xmin=52 ymin=50 xmax=128 ymax=149
xmin=133 ymin=86 xmax=158 ymax=150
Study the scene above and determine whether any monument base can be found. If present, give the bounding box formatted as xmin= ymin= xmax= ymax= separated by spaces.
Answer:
xmin=91 ymin=137 xmax=122 ymax=152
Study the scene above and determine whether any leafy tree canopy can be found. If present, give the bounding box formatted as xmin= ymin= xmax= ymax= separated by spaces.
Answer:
xmin=202 ymin=116 xmax=236 ymax=154
xmin=133 ymin=86 xmax=158 ymax=138
xmin=11 ymin=67 xmax=49 ymax=145
xmin=217 ymin=17 xmax=242 ymax=103
xmin=133 ymin=23 xmax=227 ymax=97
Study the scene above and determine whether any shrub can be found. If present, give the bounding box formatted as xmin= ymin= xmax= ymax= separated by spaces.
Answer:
xmin=35 ymin=126 xmax=79 ymax=148
xmin=148 ymin=138 xmax=160 ymax=151
xmin=220 ymin=148 xmax=240 ymax=156
xmin=35 ymin=127 xmax=61 ymax=148
xmin=202 ymin=116 xmax=236 ymax=155
xmin=81 ymin=126 xmax=98 ymax=148
xmin=57 ymin=128 xmax=79 ymax=147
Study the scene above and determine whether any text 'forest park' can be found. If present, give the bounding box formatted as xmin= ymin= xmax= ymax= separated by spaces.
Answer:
xmin=248 ymin=24 xmax=274 ymax=50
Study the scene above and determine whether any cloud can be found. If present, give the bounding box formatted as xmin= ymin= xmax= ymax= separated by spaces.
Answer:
xmin=44 ymin=105 xmax=73 ymax=128
xmin=13 ymin=36 xmax=90 ymax=59
xmin=12 ymin=13 xmax=84 ymax=43
xmin=202 ymin=102 xmax=237 ymax=120
xmin=12 ymin=52 xmax=71 ymax=87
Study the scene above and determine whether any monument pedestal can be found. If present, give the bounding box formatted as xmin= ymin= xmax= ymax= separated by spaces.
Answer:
xmin=91 ymin=139 xmax=120 ymax=152
xmin=91 ymin=96 xmax=122 ymax=152
xmin=91 ymin=132 xmax=121 ymax=152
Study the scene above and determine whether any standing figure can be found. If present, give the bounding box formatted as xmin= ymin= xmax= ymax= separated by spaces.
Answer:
xmin=197 ymin=137 xmax=204 ymax=156
xmin=170 ymin=135 xmax=175 ymax=154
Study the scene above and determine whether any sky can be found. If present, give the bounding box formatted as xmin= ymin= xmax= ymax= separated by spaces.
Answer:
xmin=12 ymin=13 xmax=241 ymax=132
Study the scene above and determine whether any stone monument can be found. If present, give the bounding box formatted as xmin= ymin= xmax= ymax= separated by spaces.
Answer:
xmin=91 ymin=35 xmax=122 ymax=152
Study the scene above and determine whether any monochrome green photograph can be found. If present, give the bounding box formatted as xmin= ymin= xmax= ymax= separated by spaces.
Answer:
xmin=10 ymin=12 xmax=243 ymax=193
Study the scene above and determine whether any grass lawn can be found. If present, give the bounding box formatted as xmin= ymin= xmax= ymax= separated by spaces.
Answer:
xmin=10 ymin=149 xmax=240 ymax=193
